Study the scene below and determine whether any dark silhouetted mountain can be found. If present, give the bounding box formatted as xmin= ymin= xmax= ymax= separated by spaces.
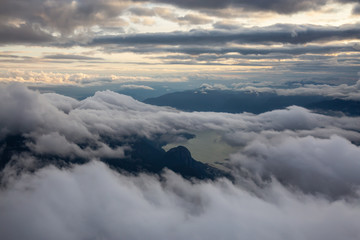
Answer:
xmin=0 ymin=136 xmax=227 ymax=181
xmin=162 ymin=146 xmax=226 ymax=179
xmin=102 ymin=139 xmax=227 ymax=180
xmin=164 ymin=146 xmax=193 ymax=168
xmin=144 ymin=90 xmax=360 ymax=116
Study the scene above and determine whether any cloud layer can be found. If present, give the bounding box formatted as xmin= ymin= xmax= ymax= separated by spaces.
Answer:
xmin=91 ymin=24 xmax=360 ymax=46
xmin=1 ymin=0 xmax=359 ymax=87
xmin=137 ymin=0 xmax=360 ymax=14
xmin=1 ymin=161 xmax=360 ymax=240
xmin=1 ymin=84 xmax=360 ymax=239
xmin=200 ymin=79 xmax=360 ymax=100
xmin=1 ymin=84 xmax=360 ymax=194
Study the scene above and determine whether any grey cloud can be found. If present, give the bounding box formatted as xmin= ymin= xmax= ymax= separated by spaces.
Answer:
xmin=1 ymin=0 xmax=358 ymax=46
xmin=90 ymin=24 xmax=360 ymax=46
xmin=1 ymin=161 xmax=360 ymax=240
xmin=0 ymin=0 xmax=129 ymax=36
xmin=153 ymin=7 xmax=178 ymax=21
xmin=43 ymin=54 xmax=104 ymax=61
xmin=150 ymin=46 xmax=357 ymax=63
xmin=353 ymin=4 xmax=360 ymax=14
xmin=129 ymin=6 xmax=156 ymax=16
xmin=213 ymin=21 xmax=242 ymax=30
xmin=129 ymin=6 xmax=212 ymax=25
xmin=117 ymin=44 xmax=359 ymax=56
xmin=177 ymin=14 xmax=213 ymax=25
xmin=42 ymin=93 xmax=79 ymax=113
xmin=0 ymin=23 xmax=53 ymax=44
xmin=135 ymin=0 xmax=358 ymax=14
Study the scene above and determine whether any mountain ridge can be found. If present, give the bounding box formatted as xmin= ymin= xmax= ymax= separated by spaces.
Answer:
xmin=144 ymin=89 xmax=360 ymax=116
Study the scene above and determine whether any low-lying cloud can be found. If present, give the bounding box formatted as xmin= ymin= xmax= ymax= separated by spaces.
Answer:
xmin=230 ymin=135 xmax=360 ymax=198
xmin=201 ymin=79 xmax=360 ymax=100
xmin=1 ymin=84 xmax=360 ymax=239
xmin=1 ymin=161 xmax=360 ymax=240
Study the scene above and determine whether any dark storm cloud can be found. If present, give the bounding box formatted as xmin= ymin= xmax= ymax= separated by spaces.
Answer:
xmin=0 ymin=0 xmax=129 ymax=35
xmin=134 ymin=0 xmax=358 ymax=14
xmin=0 ymin=23 xmax=53 ymax=44
xmin=90 ymin=24 xmax=360 ymax=46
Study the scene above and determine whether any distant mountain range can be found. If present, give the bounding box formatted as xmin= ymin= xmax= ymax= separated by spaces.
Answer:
xmin=144 ymin=90 xmax=360 ymax=116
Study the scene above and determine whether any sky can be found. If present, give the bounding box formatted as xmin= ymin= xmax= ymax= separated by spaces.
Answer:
xmin=1 ymin=1 xmax=360 ymax=239
xmin=0 ymin=0 xmax=359 ymax=88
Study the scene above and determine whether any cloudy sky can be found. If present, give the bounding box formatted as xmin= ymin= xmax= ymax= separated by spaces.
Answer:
xmin=1 ymin=1 xmax=360 ymax=239
xmin=0 ymin=0 xmax=359 ymax=87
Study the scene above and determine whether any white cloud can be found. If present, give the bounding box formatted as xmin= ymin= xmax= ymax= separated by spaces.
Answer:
xmin=1 ymin=84 xmax=360 ymax=238
xmin=1 ymin=161 xmax=360 ymax=240
xmin=120 ymin=84 xmax=154 ymax=90
xmin=0 ymin=70 xmax=162 ymax=86
xmin=43 ymin=93 xmax=79 ymax=113
xmin=1 ymin=84 xmax=360 ymax=199
xmin=231 ymin=79 xmax=360 ymax=100
xmin=230 ymin=135 xmax=360 ymax=198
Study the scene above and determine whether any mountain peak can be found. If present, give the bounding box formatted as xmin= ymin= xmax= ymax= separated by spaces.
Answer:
xmin=164 ymin=145 xmax=193 ymax=168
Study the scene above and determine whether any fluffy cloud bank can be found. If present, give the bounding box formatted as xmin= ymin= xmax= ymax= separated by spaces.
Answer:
xmin=1 ymin=84 xmax=360 ymax=183
xmin=1 ymin=161 xmax=360 ymax=240
xmin=0 ymin=70 xmax=158 ymax=85
xmin=230 ymin=135 xmax=360 ymax=198
xmin=1 ymin=84 xmax=360 ymax=239
xmin=201 ymin=79 xmax=360 ymax=100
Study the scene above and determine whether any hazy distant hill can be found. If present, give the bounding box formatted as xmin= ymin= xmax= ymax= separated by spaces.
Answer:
xmin=144 ymin=90 xmax=360 ymax=116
